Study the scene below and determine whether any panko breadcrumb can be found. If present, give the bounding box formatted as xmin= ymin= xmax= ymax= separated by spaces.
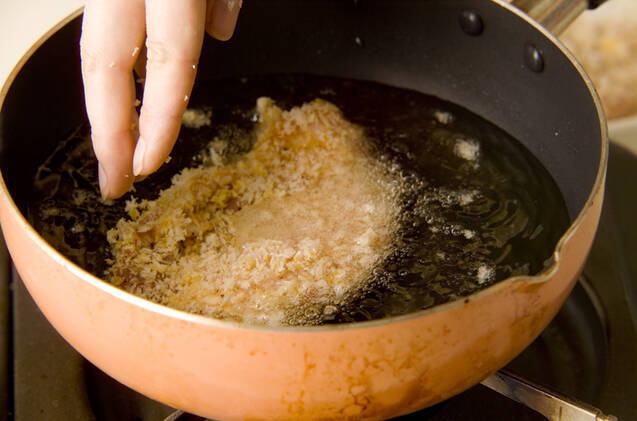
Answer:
xmin=106 ymin=98 xmax=399 ymax=326
xmin=182 ymin=108 xmax=212 ymax=128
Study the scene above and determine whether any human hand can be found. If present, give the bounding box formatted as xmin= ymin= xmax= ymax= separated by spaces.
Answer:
xmin=80 ymin=0 xmax=242 ymax=199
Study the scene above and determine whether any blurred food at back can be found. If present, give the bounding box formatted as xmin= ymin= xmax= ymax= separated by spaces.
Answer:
xmin=560 ymin=0 xmax=637 ymax=120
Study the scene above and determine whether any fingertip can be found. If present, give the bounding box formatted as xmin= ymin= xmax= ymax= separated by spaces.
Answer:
xmin=133 ymin=123 xmax=179 ymax=177
xmin=208 ymin=30 xmax=233 ymax=42
xmin=206 ymin=0 xmax=242 ymax=41
xmin=132 ymin=134 xmax=169 ymax=178
xmin=98 ymin=161 xmax=134 ymax=200
xmin=132 ymin=145 xmax=174 ymax=177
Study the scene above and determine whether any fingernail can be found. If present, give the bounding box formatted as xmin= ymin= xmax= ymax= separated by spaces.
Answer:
xmin=133 ymin=137 xmax=145 ymax=176
xmin=98 ymin=163 xmax=110 ymax=199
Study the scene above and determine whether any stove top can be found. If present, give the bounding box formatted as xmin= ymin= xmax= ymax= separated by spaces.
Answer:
xmin=2 ymin=142 xmax=637 ymax=420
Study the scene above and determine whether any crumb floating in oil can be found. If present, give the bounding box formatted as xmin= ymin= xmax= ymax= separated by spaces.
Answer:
xmin=28 ymin=74 xmax=570 ymax=326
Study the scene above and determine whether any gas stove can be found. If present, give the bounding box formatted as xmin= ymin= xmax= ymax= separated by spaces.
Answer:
xmin=0 ymin=141 xmax=634 ymax=420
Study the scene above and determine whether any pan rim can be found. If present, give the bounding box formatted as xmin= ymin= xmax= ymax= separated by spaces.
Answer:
xmin=0 ymin=0 xmax=609 ymax=333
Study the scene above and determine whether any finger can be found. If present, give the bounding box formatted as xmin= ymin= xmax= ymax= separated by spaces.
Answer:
xmin=205 ymin=0 xmax=242 ymax=41
xmin=80 ymin=0 xmax=146 ymax=199
xmin=134 ymin=0 xmax=206 ymax=177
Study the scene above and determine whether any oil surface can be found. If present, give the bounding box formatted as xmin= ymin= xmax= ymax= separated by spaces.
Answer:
xmin=28 ymin=74 xmax=570 ymax=324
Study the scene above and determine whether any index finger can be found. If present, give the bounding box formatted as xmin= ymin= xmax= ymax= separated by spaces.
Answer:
xmin=80 ymin=0 xmax=146 ymax=199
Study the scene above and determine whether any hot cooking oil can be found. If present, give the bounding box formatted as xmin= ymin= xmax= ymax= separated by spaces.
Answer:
xmin=28 ymin=74 xmax=570 ymax=324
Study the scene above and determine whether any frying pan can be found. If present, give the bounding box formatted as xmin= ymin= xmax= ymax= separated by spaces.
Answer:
xmin=0 ymin=0 xmax=608 ymax=419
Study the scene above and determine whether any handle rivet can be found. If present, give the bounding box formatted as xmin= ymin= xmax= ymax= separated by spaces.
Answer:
xmin=524 ymin=43 xmax=545 ymax=73
xmin=459 ymin=10 xmax=484 ymax=36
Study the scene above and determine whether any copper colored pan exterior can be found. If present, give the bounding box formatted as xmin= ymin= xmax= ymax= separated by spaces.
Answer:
xmin=0 ymin=2 xmax=608 ymax=420
xmin=0 ymin=184 xmax=605 ymax=420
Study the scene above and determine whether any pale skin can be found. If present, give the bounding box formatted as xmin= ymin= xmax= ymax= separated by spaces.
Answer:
xmin=80 ymin=0 xmax=242 ymax=199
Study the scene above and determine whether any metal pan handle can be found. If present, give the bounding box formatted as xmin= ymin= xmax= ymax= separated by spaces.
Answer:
xmin=482 ymin=369 xmax=618 ymax=421
xmin=511 ymin=0 xmax=608 ymax=35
